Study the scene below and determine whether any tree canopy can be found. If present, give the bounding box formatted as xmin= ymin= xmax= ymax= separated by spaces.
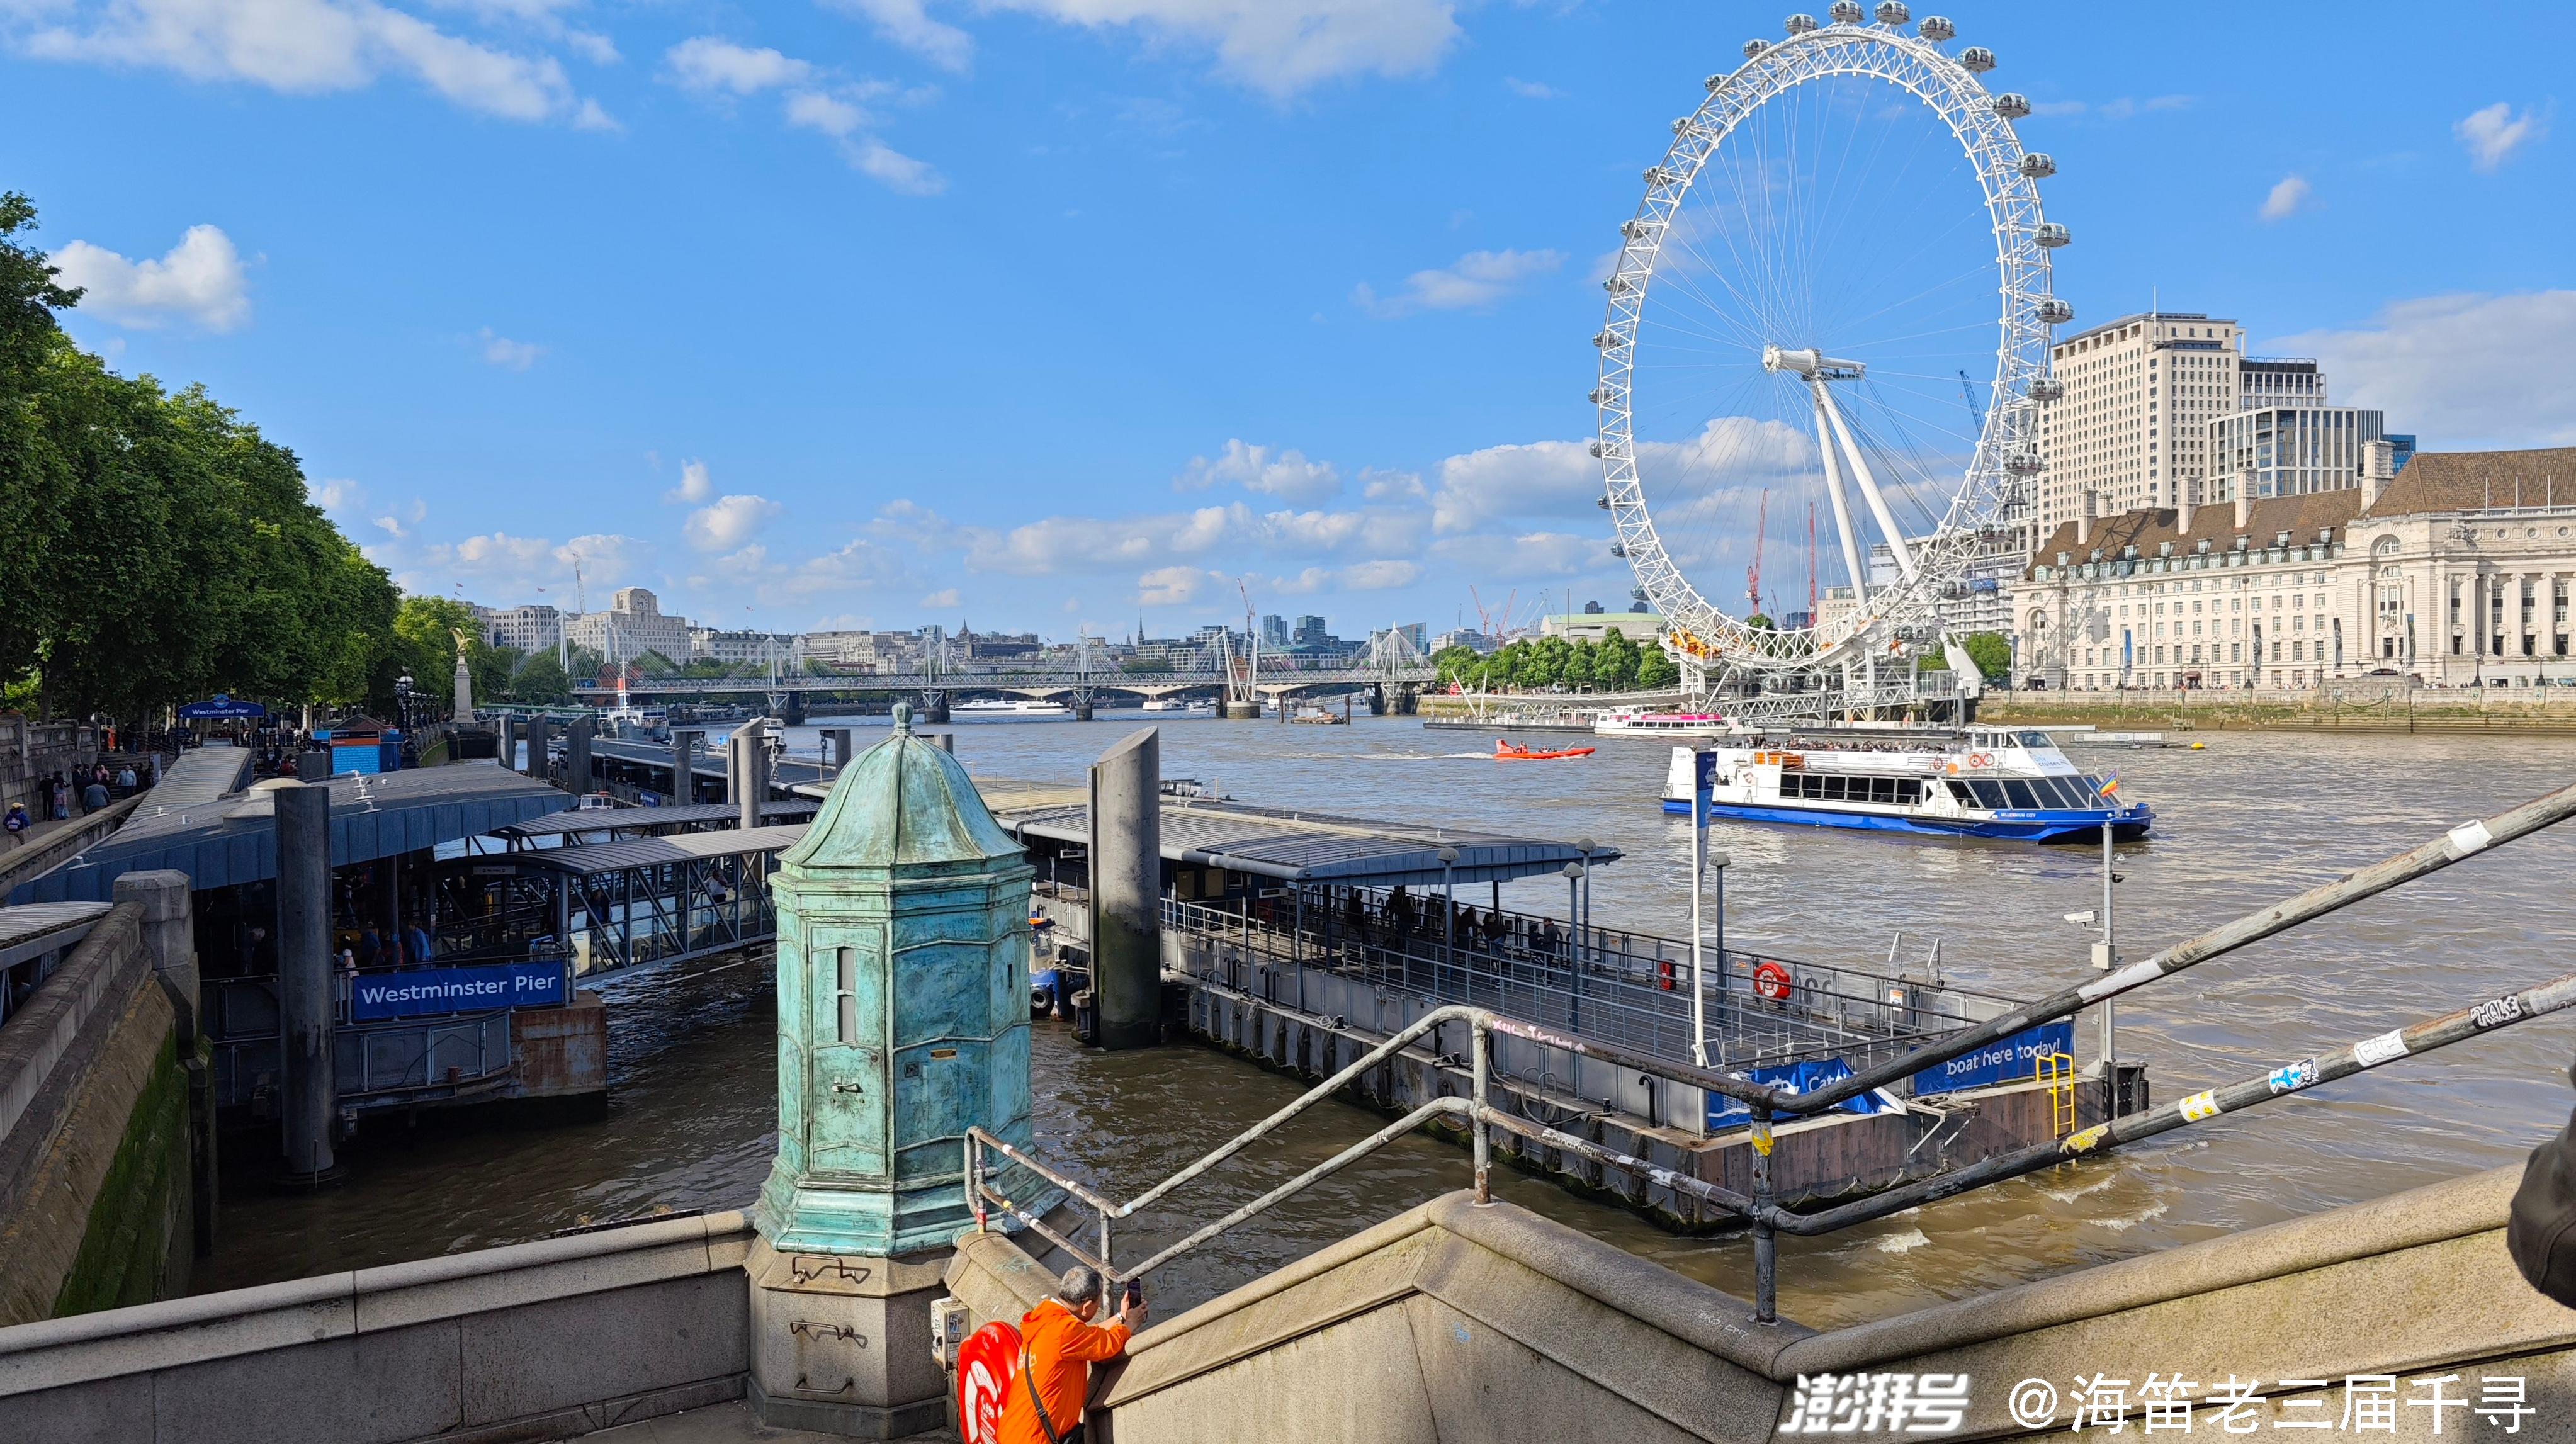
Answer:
xmin=1 ymin=193 xmax=402 ymax=724
xmin=1435 ymin=629 xmax=1678 ymax=693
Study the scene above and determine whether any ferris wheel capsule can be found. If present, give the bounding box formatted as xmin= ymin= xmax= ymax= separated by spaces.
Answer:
xmin=1827 ymin=1 xmax=1865 ymax=24
xmin=1785 ymin=14 xmax=1819 ymax=35
xmin=2028 ymin=378 xmax=2065 ymax=402
xmin=2018 ymin=152 xmax=2056 ymax=179
xmin=2035 ymin=222 xmax=2071 ymax=248
xmin=1917 ymin=15 xmax=1955 ymax=40
xmin=1992 ymin=92 xmax=2030 ymax=120
xmin=2035 ymin=298 xmax=2074 ymax=325
xmin=1873 ymin=1 xmax=1910 ymax=23
xmin=1960 ymin=45 xmax=1996 ymax=71
xmin=1743 ymin=39 xmax=1770 ymax=59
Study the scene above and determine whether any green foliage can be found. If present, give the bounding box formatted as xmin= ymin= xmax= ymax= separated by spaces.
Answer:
xmin=0 ymin=193 xmax=400 ymax=724
xmin=1437 ymin=625 xmax=1670 ymax=694
xmin=510 ymin=650 xmax=572 ymax=704
xmin=1960 ymin=631 xmax=2014 ymax=680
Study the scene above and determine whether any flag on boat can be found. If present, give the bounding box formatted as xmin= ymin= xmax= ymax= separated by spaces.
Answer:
xmin=2096 ymin=772 xmax=2121 ymax=799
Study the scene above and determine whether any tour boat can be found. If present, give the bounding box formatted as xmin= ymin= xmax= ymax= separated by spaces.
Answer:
xmin=1659 ymin=726 xmax=2153 ymax=842
xmin=1140 ymin=697 xmax=1213 ymax=714
xmin=1494 ymin=738 xmax=1595 ymax=760
xmin=954 ymin=699 xmax=1073 ymax=719
xmin=1594 ymin=707 xmax=1739 ymax=739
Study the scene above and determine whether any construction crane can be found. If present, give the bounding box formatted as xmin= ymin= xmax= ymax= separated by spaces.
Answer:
xmin=1469 ymin=584 xmax=1522 ymax=642
xmin=1745 ymin=487 xmax=1770 ymax=616
xmin=1958 ymin=369 xmax=1987 ymax=432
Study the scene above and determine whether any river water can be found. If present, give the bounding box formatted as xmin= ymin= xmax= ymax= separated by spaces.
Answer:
xmin=198 ymin=716 xmax=2576 ymax=1329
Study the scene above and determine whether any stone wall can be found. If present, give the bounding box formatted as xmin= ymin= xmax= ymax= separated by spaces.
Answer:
xmin=0 ymin=896 xmax=194 ymax=1326
xmin=0 ymin=1210 xmax=757 ymax=1444
xmin=0 ymin=714 xmax=97 ymax=819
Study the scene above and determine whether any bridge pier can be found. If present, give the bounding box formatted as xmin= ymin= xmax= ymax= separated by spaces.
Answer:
xmin=1395 ymin=685 xmax=1418 ymax=716
xmin=922 ymin=692 xmax=950 ymax=725
xmin=1221 ymin=701 xmax=1261 ymax=720
xmin=1368 ymin=684 xmax=1387 ymax=716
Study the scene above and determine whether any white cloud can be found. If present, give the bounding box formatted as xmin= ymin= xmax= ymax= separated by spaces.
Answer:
xmin=824 ymin=0 xmax=971 ymax=71
xmin=2272 ymin=291 xmax=2576 ymax=448
xmin=666 ymin=458 xmax=713 ymax=504
xmin=309 ymin=477 xmax=366 ymax=512
xmin=52 ymin=224 xmax=250 ymax=330
xmin=22 ymin=0 xmax=590 ymax=123
xmin=478 ymin=326 xmax=543 ymax=369
xmin=1430 ymin=531 xmax=1601 ymax=580
xmin=1355 ymin=247 xmax=1564 ymax=317
xmin=684 ymin=494 xmax=783 ymax=551
xmin=662 ymin=37 xmax=944 ymax=194
xmin=2456 ymin=102 xmax=2546 ymax=173
xmin=1428 ymin=417 xmax=1811 ymax=536
xmin=1501 ymin=76 xmax=1556 ymax=99
xmin=980 ymin=0 xmax=1457 ymax=98
xmin=2259 ymin=174 xmax=2312 ymax=223
xmin=920 ymin=587 xmax=962 ymax=608
xmin=1137 ymin=565 xmax=1204 ymax=606
xmin=665 ymin=37 xmax=811 ymax=93
xmin=1177 ymin=439 xmax=1342 ymax=504
xmin=1429 ymin=438 xmax=1592 ymax=534
xmin=1360 ymin=467 xmax=1425 ymax=502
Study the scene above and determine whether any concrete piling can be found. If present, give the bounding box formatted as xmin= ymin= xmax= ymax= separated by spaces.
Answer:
xmin=274 ymin=782 xmax=337 ymax=1185
xmin=670 ymin=728 xmax=703 ymax=803
xmin=565 ymin=716 xmax=594 ymax=796
xmin=1088 ymin=728 xmax=1161 ymax=1049
xmin=523 ymin=715 xmax=550 ymax=781
xmin=822 ymin=727 xmax=853 ymax=772
xmin=733 ymin=726 xmax=771 ymax=832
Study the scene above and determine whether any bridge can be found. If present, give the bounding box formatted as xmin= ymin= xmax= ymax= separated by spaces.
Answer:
xmin=567 ymin=632 xmax=1443 ymax=718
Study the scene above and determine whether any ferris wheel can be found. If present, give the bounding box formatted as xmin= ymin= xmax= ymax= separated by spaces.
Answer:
xmin=1593 ymin=3 xmax=2068 ymax=682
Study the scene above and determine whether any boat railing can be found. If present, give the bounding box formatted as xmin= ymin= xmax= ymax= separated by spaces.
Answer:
xmin=974 ymin=777 xmax=2576 ymax=1327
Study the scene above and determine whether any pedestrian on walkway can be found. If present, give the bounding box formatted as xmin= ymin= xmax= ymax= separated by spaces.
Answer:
xmin=999 ymin=1266 xmax=1143 ymax=1444
xmin=81 ymin=777 xmax=110 ymax=814
xmin=48 ymin=774 xmax=68 ymax=821
xmin=4 ymin=803 xmax=29 ymax=847
xmin=116 ymin=763 xmax=137 ymax=793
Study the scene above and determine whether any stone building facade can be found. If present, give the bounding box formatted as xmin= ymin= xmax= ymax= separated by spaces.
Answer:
xmin=2008 ymin=446 xmax=2576 ymax=691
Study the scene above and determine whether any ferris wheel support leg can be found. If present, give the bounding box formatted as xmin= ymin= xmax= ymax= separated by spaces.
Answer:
xmin=1811 ymin=399 xmax=1870 ymax=596
xmin=1817 ymin=383 xmax=1918 ymax=584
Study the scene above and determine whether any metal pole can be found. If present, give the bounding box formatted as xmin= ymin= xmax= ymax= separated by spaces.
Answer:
xmin=1751 ymin=1103 xmax=1778 ymax=1324
xmin=1471 ymin=1022 xmax=1494 ymax=1205
xmin=1690 ymin=796 xmax=1708 ymax=1065
xmin=2100 ymin=818 xmax=2118 ymax=1100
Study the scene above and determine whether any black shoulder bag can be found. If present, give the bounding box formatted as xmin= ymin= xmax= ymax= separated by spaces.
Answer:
xmin=1020 ymin=1334 xmax=1083 ymax=1444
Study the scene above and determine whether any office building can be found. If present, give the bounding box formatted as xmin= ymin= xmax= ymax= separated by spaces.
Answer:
xmin=2034 ymin=312 xmax=2244 ymax=536
xmin=478 ymin=604 xmax=561 ymax=655
xmin=565 ymin=587 xmax=693 ymax=663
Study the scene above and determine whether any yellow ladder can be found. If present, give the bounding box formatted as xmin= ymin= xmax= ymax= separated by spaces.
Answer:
xmin=2038 ymin=1051 xmax=2076 ymax=1137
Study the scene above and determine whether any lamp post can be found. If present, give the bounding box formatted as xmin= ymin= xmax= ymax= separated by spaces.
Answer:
xmin=395 ymin=672 xmax=415 ymax=731
xmin=1562 ymin=859 xmax=1585 ymax=1032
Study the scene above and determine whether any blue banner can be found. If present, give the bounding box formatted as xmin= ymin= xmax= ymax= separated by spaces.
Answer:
xmin=1707 ymin=1056 xmax=1900 ymax=1131
xmin=178 ymin=694 xmax=268 ymax=720
xmin=1911 ymin=1020 xmax=2076 ymax=1097
xmin=351 ymin=962 xmax=568 ymax=1020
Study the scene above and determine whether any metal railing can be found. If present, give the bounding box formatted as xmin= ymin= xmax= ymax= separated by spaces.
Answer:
xmin=1159 ymin=893 xmax=2013 ymax=1075
xmin=966 ymin=777 xmax=2576 ymax=1325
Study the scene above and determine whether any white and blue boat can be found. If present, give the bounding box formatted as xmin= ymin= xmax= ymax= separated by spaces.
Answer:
xmin=1659 ymin=726 xmax=2152 ymax=842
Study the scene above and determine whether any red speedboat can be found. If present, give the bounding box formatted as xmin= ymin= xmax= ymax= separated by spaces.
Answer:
xmin=1494 ymin=738 xmax=1595 ymax=760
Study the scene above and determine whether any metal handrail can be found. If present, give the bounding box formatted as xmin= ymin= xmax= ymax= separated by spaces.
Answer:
xmin=964 ymin=779 xmax=2576 ymax=1327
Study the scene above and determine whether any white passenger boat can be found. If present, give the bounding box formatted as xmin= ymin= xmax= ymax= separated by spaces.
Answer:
xmin=1593 ymin=707 xmax=1738 ymax=739
xmin=955 ymin=698 xmax=1073 ymax=719
xmin=1659 ymin=725 xmax=2152 ymax=842
xmin=1140 ymin=697 xmax=1214 ymax=714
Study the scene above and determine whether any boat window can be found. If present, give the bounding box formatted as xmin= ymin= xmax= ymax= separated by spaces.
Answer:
xmin=2001 ymin=780 xmax=2042 ymax=809
xmin=2017 ymin=730 xmax=2053 ymax=748
xmin=1821 ymin=775 xmax=1848 ymax=801
xmin=1869 ymin=777 xmax=1896 ymax=803
xmin=1895 ymin=779 xmax=1923 ymax=804
xmin=1967 ymin=780 xmax=2008 ymax=809
xmin=2040 ymin=778 xmax=2083 ymax=808
xmin=1946 ymin=779 xmax=1975 ymax=801
xmin=2077 ymin=776 xmax=2106 ymax=801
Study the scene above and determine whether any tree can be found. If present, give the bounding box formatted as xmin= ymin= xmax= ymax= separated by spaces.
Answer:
xmin=510 ymin=651 xmax=571 ymax=704
xmin=1635 ymin=645 xmax=1679 ymax=691
xmin=1432 ymin=643 xmax=1484 ymax=687
xmin=1959 ymin=631 xmax=2013 ymax=680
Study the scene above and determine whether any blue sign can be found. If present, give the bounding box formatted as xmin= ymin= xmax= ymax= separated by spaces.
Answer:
xmin=1911 ymin=1020 xmax=2076 ymax=1097
xmin=1706 ymin=1056 xmax=1901 ymax=1131
xmin=178 ymin=694 xmax=268 ymax=720
xmin=351 ymin=962 xmax=568 ymax=1020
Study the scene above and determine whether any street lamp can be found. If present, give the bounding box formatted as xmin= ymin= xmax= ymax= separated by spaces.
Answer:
xmin=1561 ymin=859 xmax=1585 ymax=1031
xmin=395 ymin=672 xmax=416 ymax=731
xmin=1437 ymin=846 xmax=1460 ymax=994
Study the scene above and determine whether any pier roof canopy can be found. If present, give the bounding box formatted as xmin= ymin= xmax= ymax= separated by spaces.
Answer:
xmin=9 ymin=762 xmax=572 ymax=904
xmin=985 ymin=787 xmax=1621 ymax=889
xmin=492 ymin=800 xmax=818 ymax=843
xmin=505 ymin=823 xmax=815 ymax=877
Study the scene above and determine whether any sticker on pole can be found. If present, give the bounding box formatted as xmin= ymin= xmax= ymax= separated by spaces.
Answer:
xmin=1753 ymin=961 xmax=1794 ymax=1002
xmin=2353 ymin=1030 xmax=2410 ymax=1068
xmin=956 ymin=1321 xmax=1022 ymax=1444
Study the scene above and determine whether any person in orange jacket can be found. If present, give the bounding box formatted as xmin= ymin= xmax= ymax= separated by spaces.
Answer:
xmin=998 ymin=1265 xmax=1144 ymax=1444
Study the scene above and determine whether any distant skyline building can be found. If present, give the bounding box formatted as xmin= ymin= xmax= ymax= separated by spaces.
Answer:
xmin=2210 ymin=403 xmax=2386 ymax=501
xmin=2035 ymin=311 xmax=2246 ymax=537
xmin=1260 ymin=614 xmax=1288 ymax=649
xmin=565 ymin=586 xmax=692 ymax=662
xmin=478 ymin=603 xmax=560 ymax=655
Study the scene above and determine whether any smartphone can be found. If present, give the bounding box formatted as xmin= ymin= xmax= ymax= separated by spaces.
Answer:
xmin=1122 ymin=1278 xmax=1143 ymax=1311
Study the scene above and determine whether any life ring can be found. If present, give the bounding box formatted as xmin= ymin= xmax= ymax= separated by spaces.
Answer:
xmin=1969 ymin=752 xmax=1993 ymax=769
xmin=1753 ymin=961 xmax=1793 ymax=1002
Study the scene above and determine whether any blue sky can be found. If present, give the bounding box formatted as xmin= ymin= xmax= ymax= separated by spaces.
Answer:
xmin=4 ymin=0 xmax=2567 ymax=643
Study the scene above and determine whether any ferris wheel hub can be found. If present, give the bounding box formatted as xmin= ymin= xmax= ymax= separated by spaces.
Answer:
xmin=1761 ymin=344 xmax=1867 ymax=381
